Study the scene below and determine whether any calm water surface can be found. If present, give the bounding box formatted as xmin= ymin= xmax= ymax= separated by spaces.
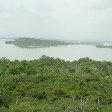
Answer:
xmin=0 ymin=39 xmax=112 ymax=61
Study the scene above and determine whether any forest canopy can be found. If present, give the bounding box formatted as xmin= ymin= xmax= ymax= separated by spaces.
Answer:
xmin=0 ymin=56 xmax=112 ymax=112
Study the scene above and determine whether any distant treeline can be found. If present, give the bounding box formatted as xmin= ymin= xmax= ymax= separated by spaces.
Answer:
xmin=6 ymin=38 xmax=112 ymax=49
xmin=96 ymin=44 xmax=112 ymax=48
xmin=5 ymin=38 xmax=74 ymax=48
xmin=0 ymin=56 xmax=112 ymax=112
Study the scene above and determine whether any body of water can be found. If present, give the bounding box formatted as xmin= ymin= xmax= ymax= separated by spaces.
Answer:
xmin=0 ymin=39 xmax=112 ymax=61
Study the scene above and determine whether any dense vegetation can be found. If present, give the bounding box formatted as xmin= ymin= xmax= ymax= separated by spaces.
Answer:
xmin=0 ymin=56 xmax=112 ymax=112
xmin=5 ymin=38 xmax=74 ymax=48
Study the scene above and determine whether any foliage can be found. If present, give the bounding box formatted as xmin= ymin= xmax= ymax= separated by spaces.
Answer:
xmin=0 ymin=56 xmax=112 ymax=112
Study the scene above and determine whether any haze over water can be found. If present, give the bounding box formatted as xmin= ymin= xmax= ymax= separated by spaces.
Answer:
xmin=0 ymin=39 xmax=112 ymax=61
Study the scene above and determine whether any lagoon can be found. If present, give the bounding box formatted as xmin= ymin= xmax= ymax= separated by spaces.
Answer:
xmin=0 ymin=39 xmax=112 ymax=61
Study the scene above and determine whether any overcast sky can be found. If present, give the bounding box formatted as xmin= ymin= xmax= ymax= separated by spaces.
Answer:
xmin=0 ymin=0 xmax=112 ymax=40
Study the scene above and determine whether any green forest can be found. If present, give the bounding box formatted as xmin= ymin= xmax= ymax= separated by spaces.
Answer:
xmin=0 ymin=56 xmax=112 ymax=112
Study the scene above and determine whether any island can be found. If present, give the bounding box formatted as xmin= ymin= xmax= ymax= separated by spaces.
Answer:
xmin=96 ymin=44 xmax=112 ymax=48
xmin=5 ymin=38 xmax=75 ymax=48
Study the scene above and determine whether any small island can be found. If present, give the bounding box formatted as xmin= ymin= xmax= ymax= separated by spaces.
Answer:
xmin=96 ymin=44 xmax=112 ymax=49
xmin=5 ymin=38 xmax=75 ymax=48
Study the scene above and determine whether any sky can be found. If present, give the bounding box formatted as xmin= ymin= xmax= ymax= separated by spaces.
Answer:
xmin=0 ymin=0 xmax=112 ymax=41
